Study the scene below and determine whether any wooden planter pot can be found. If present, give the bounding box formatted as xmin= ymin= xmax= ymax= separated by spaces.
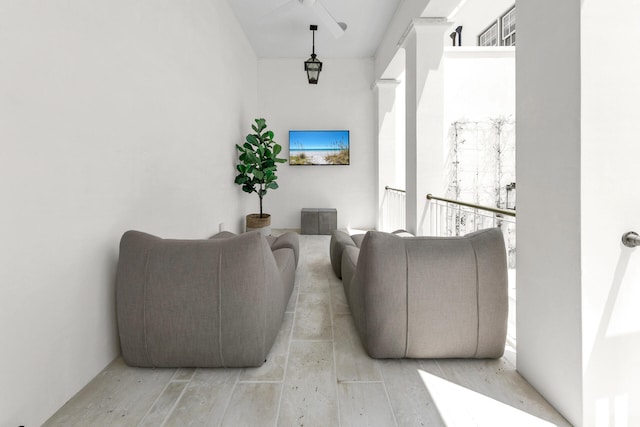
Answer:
xmin=246 ymin=214 xmax=271 ymax=236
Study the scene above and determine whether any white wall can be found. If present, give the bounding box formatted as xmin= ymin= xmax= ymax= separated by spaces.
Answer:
xmin=518 ymin=0 xmax=640 ymax=425
xmin=257 ymin=58 xmax=377 ymax=230
xmin=0 ymin=1 xmax=257 ymax=425
xmin=581 ymin=0 xmax=640 ymax=425
xmin=516 ymin=0 xmax=583 ymax=424
xmin=443 ymin=47 xmax=515 ymax=125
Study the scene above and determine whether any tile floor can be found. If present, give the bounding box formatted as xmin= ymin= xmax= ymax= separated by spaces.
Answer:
xmin=44 ymin=234 xmax=570 ymax=426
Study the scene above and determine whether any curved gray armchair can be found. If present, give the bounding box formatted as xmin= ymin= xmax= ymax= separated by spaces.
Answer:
xmin=116 ymin=230 xmax=297 ymax=368
xmin=329 ymin=230 xmax=365 ymax=278
xmin=341 ymin=228 xmax=508 ymax=359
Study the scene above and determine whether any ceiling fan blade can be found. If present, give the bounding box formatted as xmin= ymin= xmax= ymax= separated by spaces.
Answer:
xmin=313 ymin=1 xmax=345 ymax=38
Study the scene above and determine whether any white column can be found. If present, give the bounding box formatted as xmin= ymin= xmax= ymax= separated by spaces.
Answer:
xmin=518 ymin=1 xmax=640 ymax=425
xmin=374 ymin=79 xmax=401 ymax=231
xmin=516 ymin=2 xmax=582 ymax=422
xmin=402 ymin=18 xmax=450 ymax=236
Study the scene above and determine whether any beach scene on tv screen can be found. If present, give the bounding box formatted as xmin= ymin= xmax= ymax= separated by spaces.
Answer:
xmin=289 ymin=130 xmax=349 ymax=165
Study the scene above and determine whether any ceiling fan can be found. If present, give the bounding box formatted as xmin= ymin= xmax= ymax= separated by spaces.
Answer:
xmin=271 ymin=0 xmax=347 ymax=38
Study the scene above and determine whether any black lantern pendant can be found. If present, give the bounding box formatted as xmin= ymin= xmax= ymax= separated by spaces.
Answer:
xmin=304 ymin=25 xmax=322 ymax=84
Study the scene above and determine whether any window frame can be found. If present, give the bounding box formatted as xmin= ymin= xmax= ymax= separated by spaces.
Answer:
xmin=478 ymin=21 xmax=499 ymax=47
xmin=501 ymin=6 xmax=516 ymax=46
xmin=477 ymin=5 xmax=516 ymax=47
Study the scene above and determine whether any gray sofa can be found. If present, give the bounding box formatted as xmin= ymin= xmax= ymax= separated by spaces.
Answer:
xmin=339 ymin=228 xmax=508 ymax=359
xmin=116 ymin=230 xmax=298 ymax=368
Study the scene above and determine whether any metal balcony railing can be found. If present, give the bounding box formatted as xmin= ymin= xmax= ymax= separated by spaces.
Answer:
xmin=426 ymin=193 xmax=516 ymax=269
xmin=381 ymin=186 xmax=406 ymax=232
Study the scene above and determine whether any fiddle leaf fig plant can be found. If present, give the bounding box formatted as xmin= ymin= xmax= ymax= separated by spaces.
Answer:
xmin=235 ymin=118 xmax=286 ymax=217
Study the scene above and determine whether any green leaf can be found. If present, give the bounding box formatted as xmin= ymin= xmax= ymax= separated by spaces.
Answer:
xmin=266 ymin=182 xmax=279 ymax=190
xmin=246 ymin=134 xmax=259 ymax=146
xmin=246 ymin=152 xmax=259 ymax=164
xmin=235 ymin=175 xmax=249 ymax=185
xmin=253 ymin=170 xmax=264 ymax=180
xmin=273 ymin=144 xmax=282 ymax=156
xmin=275 ymin=158 xmax=287 ymax=163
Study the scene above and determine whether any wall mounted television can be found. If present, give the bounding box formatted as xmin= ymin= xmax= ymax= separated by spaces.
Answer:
xmin=289 ymin=130 xmax=350 ymax=166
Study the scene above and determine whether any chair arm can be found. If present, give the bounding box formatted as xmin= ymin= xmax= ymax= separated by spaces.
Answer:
xmin=330 ymin=230 xmax=358 ymax=278
xmin=348 ymin=231 xmax=408 ymax=358
xmin=267 ymin=232 xmax=300 ymax=266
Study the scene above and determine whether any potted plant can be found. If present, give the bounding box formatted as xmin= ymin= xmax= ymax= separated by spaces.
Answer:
xmin=234 ymin=118 xmax=286 ymax=235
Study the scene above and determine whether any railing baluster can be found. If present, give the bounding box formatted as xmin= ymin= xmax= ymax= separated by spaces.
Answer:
xmin=425 ymin=193 xmax=516 ymax=269
xmin=382 ymin=186 xmax=407 ymax=232
xmin=382 ymin=189 xmax=515 ymax=267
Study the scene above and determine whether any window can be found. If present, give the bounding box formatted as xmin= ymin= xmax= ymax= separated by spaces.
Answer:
xmin=478 ymin=5 xmax=515 ymax=47
xmin=501 ymin=7 xmax=516 ymax=46
xmin=479 ymin=22 xmax=499 ymax=47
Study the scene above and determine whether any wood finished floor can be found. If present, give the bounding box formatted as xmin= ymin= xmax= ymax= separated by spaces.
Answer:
xmin=45 ymin=234 xmax=570 ymax=427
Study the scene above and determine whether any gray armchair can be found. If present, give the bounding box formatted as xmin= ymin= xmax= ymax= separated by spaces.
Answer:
xmin=341 ymin=228 xmax=508 ymax=359
xmin=329 ymin=230 xmax=365 ymax=278
xmin=116 ymin=230 xmax=297 ymax=368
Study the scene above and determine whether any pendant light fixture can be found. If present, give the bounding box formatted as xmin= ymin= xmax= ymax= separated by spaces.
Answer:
xmin=304 ymin=25 xmax=322 ymax=84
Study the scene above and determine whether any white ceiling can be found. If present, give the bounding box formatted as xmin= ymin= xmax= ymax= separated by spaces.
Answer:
xmin=228 ymin=0 xmax=402 ymax=59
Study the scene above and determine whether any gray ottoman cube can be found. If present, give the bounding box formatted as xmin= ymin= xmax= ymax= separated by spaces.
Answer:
xmin=301 ymin=208 xmax=337 ymax=235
